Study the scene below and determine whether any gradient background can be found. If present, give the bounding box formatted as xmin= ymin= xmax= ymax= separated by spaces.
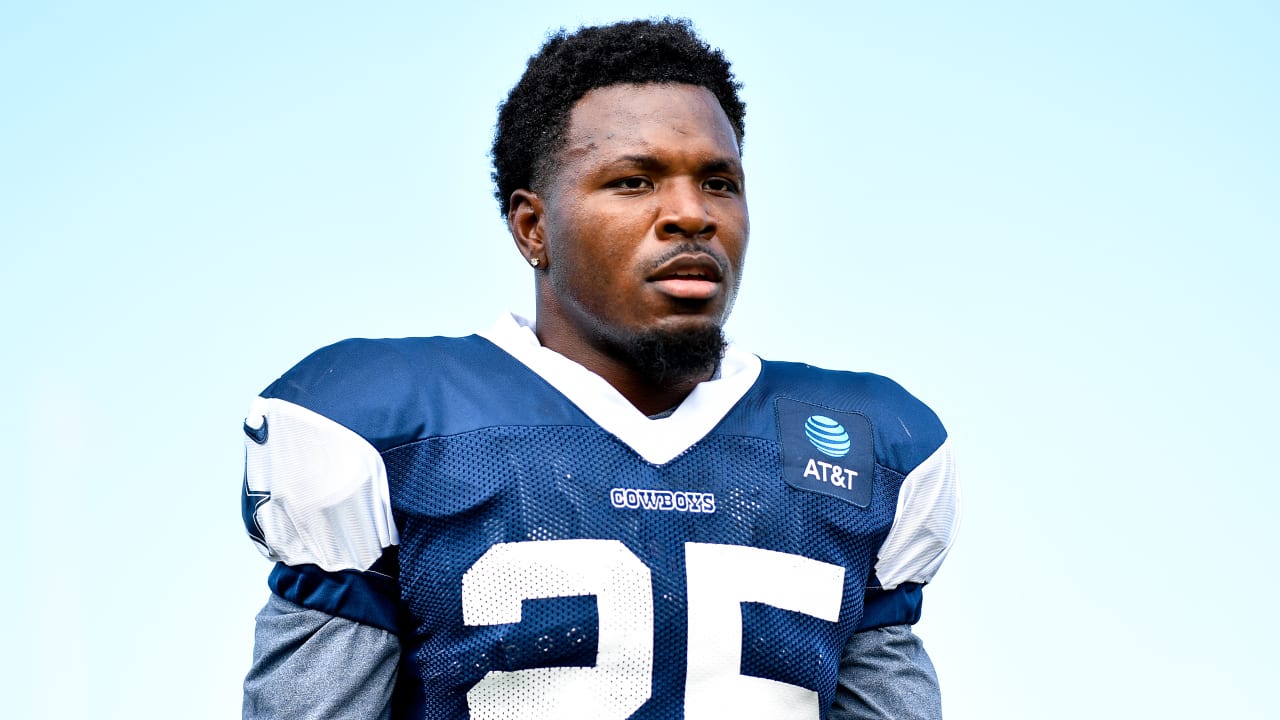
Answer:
xmin=3 ymin=2 xmax=1276 ymax=718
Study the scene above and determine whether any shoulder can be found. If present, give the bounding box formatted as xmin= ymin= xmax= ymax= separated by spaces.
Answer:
xmin=242 ymin=337 xmax=485 ymax=569
xmin=258 ymin=335 xmax=491 ymax=450
xmin=756 ymin=360 xmax=947 ymax=476
xmin=263 ymin=336 xmax=469 ymax=408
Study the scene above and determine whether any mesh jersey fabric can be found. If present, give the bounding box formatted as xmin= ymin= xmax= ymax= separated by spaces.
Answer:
xmin=244 ymin=324 xmax=955 ymax=720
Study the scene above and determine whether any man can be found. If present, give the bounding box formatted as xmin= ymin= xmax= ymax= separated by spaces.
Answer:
xmin=241 ymin=18 xmax=958 ymax=720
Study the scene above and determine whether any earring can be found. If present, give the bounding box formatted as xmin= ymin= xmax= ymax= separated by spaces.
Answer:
xmin=529 ymin=257 xmax=540 ymax=267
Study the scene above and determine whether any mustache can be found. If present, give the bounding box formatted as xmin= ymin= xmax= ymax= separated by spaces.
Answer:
xmin=648 ymin=243 xmax=728 ymax=273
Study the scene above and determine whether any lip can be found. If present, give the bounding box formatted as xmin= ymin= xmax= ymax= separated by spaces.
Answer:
xmin=647 ymin=253 xmax=724 ymax=300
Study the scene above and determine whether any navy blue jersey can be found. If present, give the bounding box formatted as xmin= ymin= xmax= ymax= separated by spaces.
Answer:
xmin=242 ymin=315 xmax=958 ymax=720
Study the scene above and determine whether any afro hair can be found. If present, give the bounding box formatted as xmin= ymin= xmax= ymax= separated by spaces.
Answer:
xmin=491 ymin=18 xmax=745 ymax=218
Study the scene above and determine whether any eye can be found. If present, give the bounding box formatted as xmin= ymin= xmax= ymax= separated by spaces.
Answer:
xmin=703 ymin=177 xmax=739 ymax=194
xmin=612 ymin=176 xmax=652 ymax=191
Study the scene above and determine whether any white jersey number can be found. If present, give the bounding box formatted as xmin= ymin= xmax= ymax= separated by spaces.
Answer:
xmin=462 ymin=540 xmax=654 ymax=720
xmin=461 ymin=539 xmax=845 ymax=720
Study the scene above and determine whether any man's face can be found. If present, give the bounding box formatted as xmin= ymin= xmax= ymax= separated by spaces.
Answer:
xmin=531 ymin=83 xmax=749 ymax=368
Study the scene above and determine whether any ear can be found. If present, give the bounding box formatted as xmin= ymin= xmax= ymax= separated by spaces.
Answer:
xmin=508 ymin=189 xmax=548 ymax=268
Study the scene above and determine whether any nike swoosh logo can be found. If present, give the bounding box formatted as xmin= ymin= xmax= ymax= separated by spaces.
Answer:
xmin=243 ymin=416 xmax=269 ymax=444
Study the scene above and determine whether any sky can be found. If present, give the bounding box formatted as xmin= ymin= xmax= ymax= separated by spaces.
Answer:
xmin=2 ymin=1 xmax=1277 ymax=718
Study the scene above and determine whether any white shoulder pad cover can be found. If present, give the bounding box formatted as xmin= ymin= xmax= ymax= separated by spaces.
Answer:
xmin=244 ymin=396 xmax=398 ymax=573
xmin=874 ymin=438 xmax=960 ymax=589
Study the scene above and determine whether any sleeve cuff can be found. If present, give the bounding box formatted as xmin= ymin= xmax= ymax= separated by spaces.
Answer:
xmin=856 ymin=582 xmax=924 ymax=632
xmin=268 ymin=553 xmax=401 ymax=634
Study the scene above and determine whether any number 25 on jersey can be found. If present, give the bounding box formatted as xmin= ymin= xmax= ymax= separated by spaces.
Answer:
xmin=463 ymin=539 xmax=846 ymax=720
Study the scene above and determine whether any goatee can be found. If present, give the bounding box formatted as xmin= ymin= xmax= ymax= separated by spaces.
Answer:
xmin=613 ymin=324 xmax=727 ymax=386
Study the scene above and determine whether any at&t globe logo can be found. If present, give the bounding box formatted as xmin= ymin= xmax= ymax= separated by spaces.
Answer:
xmin=779 ymin=398 xmax=872 ymax=507
xmin=804 ymin=415 xmax=851 ymax=458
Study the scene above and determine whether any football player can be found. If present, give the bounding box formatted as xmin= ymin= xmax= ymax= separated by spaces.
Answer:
xmin=241 ymin=18 xmax=959 ymax=720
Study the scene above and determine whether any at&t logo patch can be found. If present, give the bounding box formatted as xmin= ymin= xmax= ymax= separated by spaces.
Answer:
xmin=776 ymin=398 xmax=874 ymax=508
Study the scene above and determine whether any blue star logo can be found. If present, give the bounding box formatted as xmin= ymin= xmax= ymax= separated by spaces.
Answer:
xmin=242 ymin=467 xmax=271 ymax=548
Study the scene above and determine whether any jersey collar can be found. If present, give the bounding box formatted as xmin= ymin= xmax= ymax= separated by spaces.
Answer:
xmin=480 ymin=313 xmax=762 ymax=465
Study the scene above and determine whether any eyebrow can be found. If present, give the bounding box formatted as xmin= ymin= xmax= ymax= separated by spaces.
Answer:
xmin=611 ymin=154 xmax=743 ymax=176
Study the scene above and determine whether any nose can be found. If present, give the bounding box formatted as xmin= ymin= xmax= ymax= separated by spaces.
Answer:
xmin=656 ymin=179 xmax=715 ymax=240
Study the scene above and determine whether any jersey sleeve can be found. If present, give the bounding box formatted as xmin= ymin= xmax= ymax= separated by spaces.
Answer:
xmin=241 ymin=344 xmax=411 ymax=716
xmin=859 ymin=379 xmax=960 ymax=632
xmin=242 ymin=394 xmax=398 ymax=572
xmin=242 ymin=380 xmax=401 ymax=632
xmin=874 ymin=436 xmax=959 ymax=589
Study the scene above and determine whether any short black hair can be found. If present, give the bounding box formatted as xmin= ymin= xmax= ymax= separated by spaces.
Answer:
xmin=491 ymin=18 xmax=745 ymax=217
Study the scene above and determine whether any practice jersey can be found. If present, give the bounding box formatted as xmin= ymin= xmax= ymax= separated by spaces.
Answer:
xmin=242 ymin=314 xmax=959 ymax=720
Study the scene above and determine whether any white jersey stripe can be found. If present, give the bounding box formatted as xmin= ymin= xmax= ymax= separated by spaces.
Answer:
xmin=244 ymin=396 xmax=397 ymax=572
xmin=873 ymin=438 xmax=960 ymax=589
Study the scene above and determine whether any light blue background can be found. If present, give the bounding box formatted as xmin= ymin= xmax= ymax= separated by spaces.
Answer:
xmin=3 ymin=2 xmax=1276 ymax=718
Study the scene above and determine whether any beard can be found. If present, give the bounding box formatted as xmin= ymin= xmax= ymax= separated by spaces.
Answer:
xmin=607 ymin=322 xmax=727 ymax=386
